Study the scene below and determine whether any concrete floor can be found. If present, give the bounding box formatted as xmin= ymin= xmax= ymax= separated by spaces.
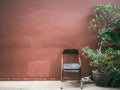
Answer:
xmin=0 ymin=81 xmax=119 ymax=90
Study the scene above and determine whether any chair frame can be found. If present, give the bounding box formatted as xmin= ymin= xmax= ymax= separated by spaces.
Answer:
xmin=61 ymin=49 xmax=82 ymax=85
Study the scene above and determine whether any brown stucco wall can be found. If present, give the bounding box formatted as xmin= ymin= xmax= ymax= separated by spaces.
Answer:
xmin=0 ymin=0 xmax=119 ymax=80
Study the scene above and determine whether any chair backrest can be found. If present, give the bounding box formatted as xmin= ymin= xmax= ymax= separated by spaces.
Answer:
xmin=63 ymin=49 xmax=79 ymax=55
xmin=62 ymin=49 xmax=79 ymax=64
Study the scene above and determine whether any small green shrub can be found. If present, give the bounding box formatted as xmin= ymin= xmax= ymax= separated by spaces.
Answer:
xmin=82 ymin=47 xmax=120 ymax=73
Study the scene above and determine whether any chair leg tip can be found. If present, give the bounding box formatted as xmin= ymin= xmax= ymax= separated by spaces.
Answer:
xmin=60 ymin=87 xmax=63 ymax=90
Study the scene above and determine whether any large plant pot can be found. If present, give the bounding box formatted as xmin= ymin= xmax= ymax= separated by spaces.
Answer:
xmin=92 ymin=70 xmax=111 ymax=87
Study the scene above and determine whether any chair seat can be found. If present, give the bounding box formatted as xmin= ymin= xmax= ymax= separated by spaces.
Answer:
xmin=62 ymin=63 xmax=80 ymax=70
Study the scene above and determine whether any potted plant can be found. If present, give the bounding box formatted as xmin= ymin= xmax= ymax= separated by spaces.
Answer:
xmin=83 ymin=47 xmax=120 ymax=86
xmin=82 ymin=4 xmax=120 ymax=87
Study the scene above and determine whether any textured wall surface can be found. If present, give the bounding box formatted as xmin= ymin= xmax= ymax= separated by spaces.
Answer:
xmin=0 ymin=0 xmax=119 ymax=79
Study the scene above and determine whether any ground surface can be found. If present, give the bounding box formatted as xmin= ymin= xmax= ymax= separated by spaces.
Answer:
xmin=0 ymin=81 xmax=119 ymax=90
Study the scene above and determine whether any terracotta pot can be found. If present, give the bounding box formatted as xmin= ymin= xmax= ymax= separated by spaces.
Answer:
xmin=92 ymin=70 xmax=111 ymax=87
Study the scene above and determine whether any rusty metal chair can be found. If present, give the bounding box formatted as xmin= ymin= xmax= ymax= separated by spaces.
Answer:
xmin=61 ymin=49 xmax=83 ymax=88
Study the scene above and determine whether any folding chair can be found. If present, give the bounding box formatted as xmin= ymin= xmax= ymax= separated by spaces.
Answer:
xmin=61 ymin=49 xmax=83 ymax=88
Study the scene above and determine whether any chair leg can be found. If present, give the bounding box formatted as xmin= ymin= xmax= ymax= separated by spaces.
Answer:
xmin=80 ymin=78 xmax=83 ymax=89
xmin=61 ymin=76 xmax=63 ymax=82
xmin=78 ymin=75 xmax=81 ymax=83
xmin=61 ymin=70 xmax=63 ymax=82
xmin=78 ymin=70 xmax=81 ymax=83
xmin=79 ymin=70 xmax=83 ymax=89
